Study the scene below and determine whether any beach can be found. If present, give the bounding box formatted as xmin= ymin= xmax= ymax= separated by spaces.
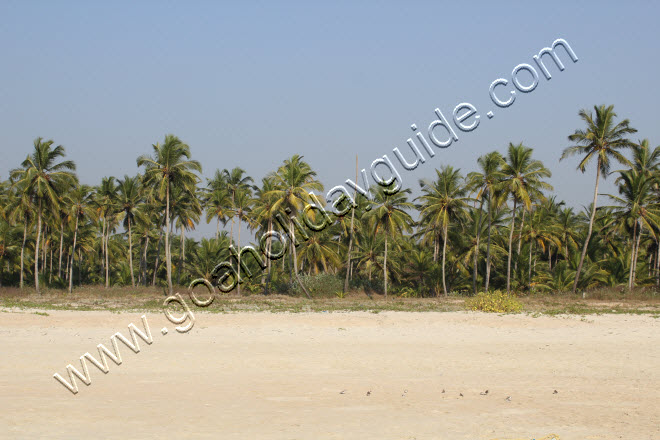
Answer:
xmin=1 ymin=310 xmax=658 ymax=439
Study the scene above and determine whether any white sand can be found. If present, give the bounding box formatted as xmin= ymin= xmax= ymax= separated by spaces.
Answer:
xmin=0 ymin=310 xmax=658 ymax=439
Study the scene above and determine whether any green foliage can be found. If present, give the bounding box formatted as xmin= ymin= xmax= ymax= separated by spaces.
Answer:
xmin=467 ymin=290 xmax=523 ymax=313
xmin=291 ymin=273 xmax=343 ymax=298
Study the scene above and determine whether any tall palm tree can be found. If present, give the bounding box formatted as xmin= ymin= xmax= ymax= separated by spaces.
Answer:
xmin=561 ymin=104 xmax=637 ymax=294
xmin=500 ymin=143 xmax=552 ymax=293
xmin=6 ymin=183 xmax=33 ymax=289
xmin=222 ymin=167 xmax=254 ymax=242
xmin=266 ymin=155 xmax=323 ymax=298
xmin=137 ymin=134 xmax=201 ymax=293
xmin=66 ymin=184 xmax=94 ymax=293
xmin=229 ymin=187 xmax=254 ymax=294
xmin=10 ymin=138 xmax=77 ymax=292
xmin=467 ymin=151 xmax=504 ymax=292
xmin=97 ymin=176 xmax=118 ymax=288
xmin=117 ymin=175 xmax=144 ymax=287
xmin=365 ymin=186 xmax=414 ymax=298
xmin=171 ymin=185 xmax=202 ymax=285
xmin=608 ymin=168 xmax=660 ymax=289
xmin=417 ymin=166 xmax=471 ymax=296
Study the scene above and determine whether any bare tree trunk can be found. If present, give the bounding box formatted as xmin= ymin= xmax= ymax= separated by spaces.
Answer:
xmin=528 ymin=241 xmax=533 ymax=284
xmin=573 ymin=159 xmax=601 ymax=296
xmin=128 ymin=216 xmax=135 ymax=287
xmin=514 ymin=209 xmax=526 ymax=274
xmin=289 ymin=218 xmax=311 ymax=299
xmin=344 ymin=157 xmax=358 ymax=293
xmin=442 ymin=224 xmax=448 ymax=297
xmin=20 ymin=220 xmax=27 ymax=289
xmin=105 ymin=222 xmax=110 ymax=288
xmin=472 ymin=197 xmax=484 ymax=294
xmin=35 ymin=199 xmax=42 ymax=293
xmin=485 ymin=197 xmax=493 ymax=292
xmin=632 ymin=222 xmax=642 ymax=289
xmin=506 ymin=199 xmax=517 ymax=294
xmin=628 ymin=224 xmax=637 ymax=291
xmin=58 ymin=219 xmax=64 ymax=278
xmin=68 ymin=215 xmax=79 ymax=293
xmin=177 ymin=225 xmax=185 ymax=287
xmin=165 ymin=182 xmax=173 ymax=294
xmin=384 ymin=233 xmax=389 ymax=298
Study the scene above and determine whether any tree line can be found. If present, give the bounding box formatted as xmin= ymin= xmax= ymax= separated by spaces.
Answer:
xmin=1 ymin=104 xmax=658 ymax=297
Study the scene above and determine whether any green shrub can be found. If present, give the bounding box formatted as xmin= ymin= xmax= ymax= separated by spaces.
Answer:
xmin=291 ymin=273 xmax=343 ymax=298
xmin=466 ymin=290 xmax=523 ymax=313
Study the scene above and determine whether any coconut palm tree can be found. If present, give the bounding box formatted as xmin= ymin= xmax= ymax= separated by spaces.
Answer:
xmin=365 ymin=186 xmax=414 ymax=298
xmin=96 ymin=176 xmax=118 ymax=288
xmin=222 ymin=167 xmax=254 ymax=242
xmin=117 ymin=175 xmax=144 ymax=287
xmin=6 ymin=182 xmax=34 ymax=289
xmin=265 ymin=155 xmax=323 ymax=298
xmin=10 ymin=138 xmax=77 ymax=292
xmin=417 ymin=166 xmax=471 ymax=296
xmin=137 ymin=135 xmax=201 ymax=293
xmin=500 ymin=142 xmax=552 ymax=293
xmin=467 ymin=151 xmax=504 ymax=292
xmin=66 ymin=184 xmax=95 ymax=293
xmin=560 ymin=104 xmax=637 ymax=294
xmin=607 ymin=168 xmax=660 ymax=289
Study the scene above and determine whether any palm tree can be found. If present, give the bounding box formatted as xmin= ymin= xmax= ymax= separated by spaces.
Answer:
xmin=171 ymin=185 xmax=202 ymax=285
xmin=561 ymin=104 xmax=637 ymax=294
xmin=6 ymin=183 xmax=34 ymax=289
xmin=117 ymin=175 xmax=144 ymax=287
xmin=10 ymin=138 xmax=77 ymax=292
xmin=500 ymin=143 xmax=552 ymax=293
xmin=417 ymin=166 xmax=471 ymax=296
xmin=608 ymin=168 xmax=660 ymax=289
xmin=229 ymin=187 xmax=254 ymax=294
xmin=467 ymin=151 xmax=504 ymax=292
xmin=137 ymin=134 xmax=201 ymax=293
xmin=96 ymin=176 xmax=118 ymax=288
xmin=266 ymin=155 xmax=323 ymax=298
xmin=222 ymin=167 xmax=254 ymax=242
xmin=365 ymin=186 xmax=414 ymax=298
xmin=66 ymin=184 xmax=94 ymax=293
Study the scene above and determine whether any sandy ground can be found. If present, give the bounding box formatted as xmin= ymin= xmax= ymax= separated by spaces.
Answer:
xmin=0 ymin=309 xmax=658 ymax=440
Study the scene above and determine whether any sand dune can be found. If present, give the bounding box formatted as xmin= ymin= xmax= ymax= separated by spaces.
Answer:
xmin=1 ymin=310 xmax=658 ymax=439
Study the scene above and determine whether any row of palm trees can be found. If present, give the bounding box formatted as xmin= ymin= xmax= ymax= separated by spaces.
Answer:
xmin=1 ymin=104 xmax=658 ymax=297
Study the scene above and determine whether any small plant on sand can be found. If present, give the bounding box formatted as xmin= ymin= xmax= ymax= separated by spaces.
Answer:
xmin=467 ymin=290 xmax=523 ymax=313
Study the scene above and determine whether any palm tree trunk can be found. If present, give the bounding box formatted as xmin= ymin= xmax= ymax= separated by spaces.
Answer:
xmin=128 ymin=216 xmax=135 ymax=287
xmin=384 ymin=233 xmax=388 ymax=298
xmin=177 ymin=225 xmax=185 ymax=287
xmin=101 ymin=218 xmax=106 ymax=278
xmin=514 ymin=209 xmax=526 ymax=274
xmin=68 ymin=215 xmax=79 ymax=293
xmin=20 ymin=220 xmax=27 ymax=289
xmin=632 ymin=222 xmax=642 ymax=288
xmin=485 ymin=197 xmax=493 ymax=292
xmin=528 ymin=241 xmax=533 ymax=284
xmin=237 ymin=215 xmax=242 ymax=295
xmin=165 ymin=182 xmax=173 ymax=294
xmin=442 ymin=224 xmax=448 ymax=296
xmin=343 ymin=205 xmax=356 ymax=293
xmin=472 ymin=197 xmax=485 ymax=294
xmin=105 ymin=222 xmax=110 ymax=288
xmin=628 ymin=223 xmax=637 ymax=290
xmin=289 ymin=218 xmax=311 ymax=299
xmin=265 ymin=217 xmax=273 ymax=294
xmin=58 ymin=219 xmax=64 ymax=278
xmin=573 ymin=159 xmax=601 ymax=296
xmin=506 ymin=199 xmax=517 ymax=294
xmin=655 ymin=242 xmax=659 ymax=287
xmin=35 ymin=199 xmax=42 ymax=293
xmin=216 ymin=217 xmax=220 ymax=240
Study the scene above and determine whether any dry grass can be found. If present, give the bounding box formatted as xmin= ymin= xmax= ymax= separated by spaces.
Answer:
xmin=1 ymin=285 xmax=659 ymax=316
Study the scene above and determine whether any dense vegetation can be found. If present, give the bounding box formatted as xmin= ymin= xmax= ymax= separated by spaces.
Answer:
xmin=1 ymin=104 xmax=658 ymax=298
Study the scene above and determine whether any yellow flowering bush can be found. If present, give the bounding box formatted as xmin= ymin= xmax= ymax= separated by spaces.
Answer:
xmin=467 ymin=290 xmax=523 ymax=313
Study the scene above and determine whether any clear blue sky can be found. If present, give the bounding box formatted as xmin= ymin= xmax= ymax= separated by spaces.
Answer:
xmin=1 ymin=1 xmax=659 ymax=238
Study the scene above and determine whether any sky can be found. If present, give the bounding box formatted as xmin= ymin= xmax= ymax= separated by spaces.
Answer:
xmin=1 ymin=1 xmax=659 ymax=239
